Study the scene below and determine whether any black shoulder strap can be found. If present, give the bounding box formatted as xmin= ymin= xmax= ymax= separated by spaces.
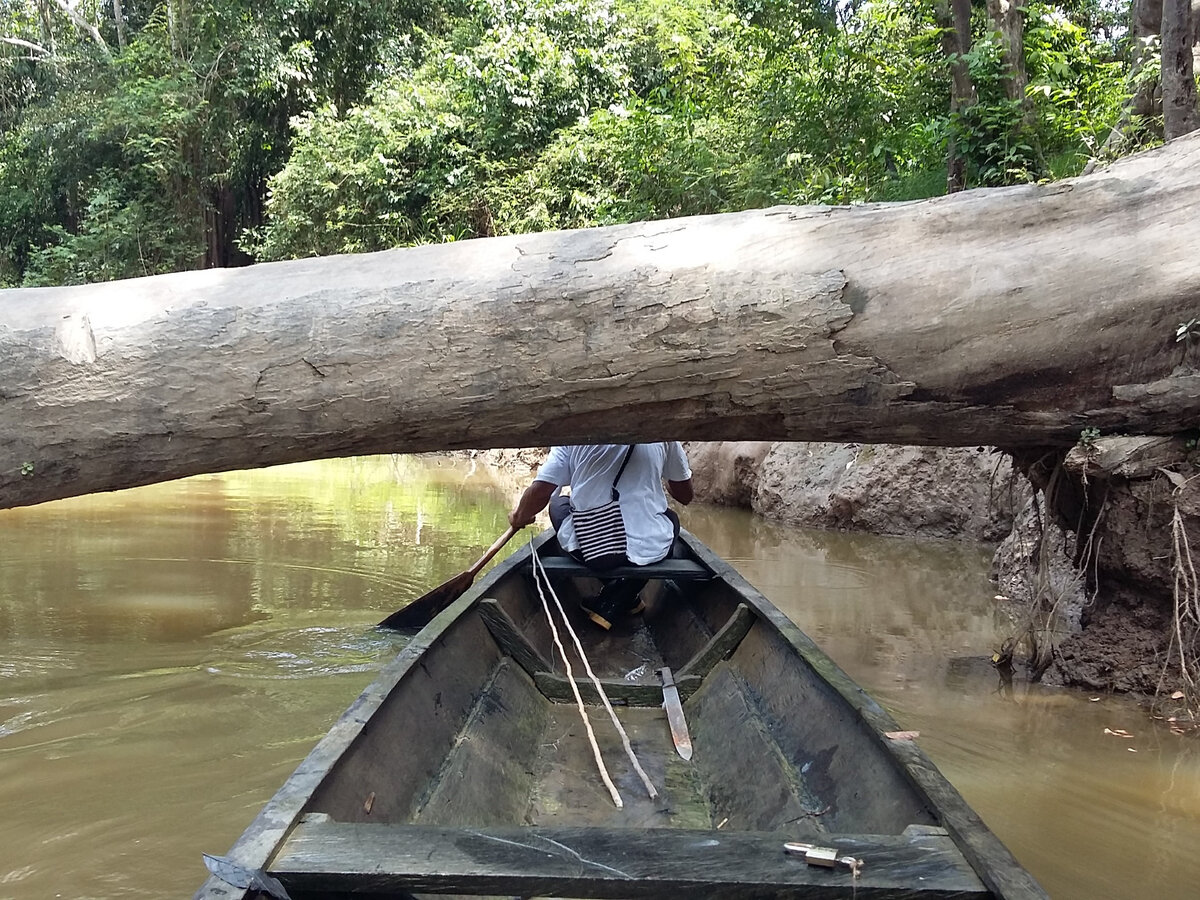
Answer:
xmin=610 ymin=445 xmax=636 ymax=499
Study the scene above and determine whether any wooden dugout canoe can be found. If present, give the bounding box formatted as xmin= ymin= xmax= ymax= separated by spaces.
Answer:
xmin=195 ymin=530 xmax=1047 ymax=900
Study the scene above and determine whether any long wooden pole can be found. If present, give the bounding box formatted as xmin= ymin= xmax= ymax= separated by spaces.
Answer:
xmin=530 ymin=550 xmax=623 ymax=808
xmin=531 ymin=546 xmax=658 ymax=800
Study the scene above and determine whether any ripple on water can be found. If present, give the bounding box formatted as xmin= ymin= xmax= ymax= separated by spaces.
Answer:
xmin=0 ymin=700 xmax=38 ymax=738
xmin=0 ymin=648 xmax=85 ymax=681
xmin=205 ymin=625 xmax=401 ymax=680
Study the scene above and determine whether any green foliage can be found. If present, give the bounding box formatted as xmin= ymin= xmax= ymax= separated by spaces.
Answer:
xmin=1024 ymin=5 xmax=1125 ymax=174
xmin=0 ymin=2 xmax=50 ymax=131
xmin=938 ymin=3 xmax=1128 ymax=187
xmin=246 ymin=80 xmax=471 ymax=258
xmin=1 ymin=0 xmax=1138 ymax=277
xmin=284 ymin=0 xmax=434 ymax=109
xmin=946 ymin=33 xmax=1039 ymax=186
xmin=743 ymin=2 xmax=947 ymax=204
xmin=486 ymin=104 xmax=752 ymax=233
xmin=21 ymin=172 xmax=199 ymax=285
xmin=251 ymin=0 xmax=651 ymax=256
xmin=254 ymin=0 xmax=973 ymax=252
xmin=480 ymin=0 xmax=769 ymax=231
xmin=453 ymin=0 xmax=634 ymax=155
xmin=1 ymin=0 xmax=450 ymax=283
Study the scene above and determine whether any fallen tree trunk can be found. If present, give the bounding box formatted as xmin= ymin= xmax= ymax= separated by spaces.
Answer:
xmin=4 ymin=135 xmax=1200 ymax=510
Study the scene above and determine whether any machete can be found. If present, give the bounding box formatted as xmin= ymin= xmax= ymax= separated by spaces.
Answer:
xmin=659 ymin=666 xmax=693 ymax=760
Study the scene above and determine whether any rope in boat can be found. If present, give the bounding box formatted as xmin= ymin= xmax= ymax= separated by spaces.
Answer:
xmin=528 ymin=540 xmax=623 ymax=807
xmin=529 ymin=537 xmax=659 ymax=804
xmin=530 ymin=540 xmax=658 ymax=800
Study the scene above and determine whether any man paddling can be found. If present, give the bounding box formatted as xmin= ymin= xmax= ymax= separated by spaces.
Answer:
xmin=508 ymin=443 xmax=694 ymax=629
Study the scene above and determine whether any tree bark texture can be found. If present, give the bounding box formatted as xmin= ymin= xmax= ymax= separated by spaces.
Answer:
xmin=986 ymin=0 xmax=1029 ymax=107
xmin=4 ymin=135 xmax=1200 ymax=510
xmin=1162 ymin=0 xmax=1200 ymax=138
xmin=112 ymin=0 xmax=126 ymax=50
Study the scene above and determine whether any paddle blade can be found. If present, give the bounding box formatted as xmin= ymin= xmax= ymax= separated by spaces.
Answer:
xmin=377 ymin=570 xmax=475 ymax=630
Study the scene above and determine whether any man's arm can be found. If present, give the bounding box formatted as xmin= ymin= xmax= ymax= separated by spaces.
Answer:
xmin=667 ymin=478 xmax=694 ymax=505
xmin=509 ymin=480 xmax=558 ymax=528
xmin=663 ymin=442 xmax=693 ymax=505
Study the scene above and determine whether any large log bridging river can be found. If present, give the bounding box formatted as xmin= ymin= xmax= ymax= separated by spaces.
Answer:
xmin=3 ymin=134 xmax=1200 ymax=510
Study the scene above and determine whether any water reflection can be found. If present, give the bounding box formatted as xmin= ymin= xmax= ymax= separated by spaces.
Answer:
xmin=1 ymin=456 xmax=517 ymax=646
xmin=0 ymin=455 xmax=1198 ymax=900
xmin=685 ymin=503 xmax=1013 ymax=694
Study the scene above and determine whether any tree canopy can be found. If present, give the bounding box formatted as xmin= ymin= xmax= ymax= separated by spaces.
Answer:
xmin=0 ymin=1 xmax=1154 ymax=287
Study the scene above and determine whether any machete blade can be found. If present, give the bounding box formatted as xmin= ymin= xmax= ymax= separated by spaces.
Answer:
xmin=659 ymin=666 xmax=693 ymax=760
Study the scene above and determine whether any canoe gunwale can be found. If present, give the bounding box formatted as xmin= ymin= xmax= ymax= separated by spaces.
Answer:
xmin=271 ymin=820 xmax=991 ymax=898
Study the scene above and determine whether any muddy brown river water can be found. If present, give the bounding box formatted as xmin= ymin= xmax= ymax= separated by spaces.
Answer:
xmin=1 ymin=455 xmax=1197 ymax=899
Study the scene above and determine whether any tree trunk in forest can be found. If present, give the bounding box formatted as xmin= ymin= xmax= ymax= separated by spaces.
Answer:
xmin=936 ymin=0 xmax=977 ymax=192
xmin=1162 ymin=0 xmax=1200 ymax=138
xmin=1091 ymin=0 xmax=1164 ymax=162
xmin=167 ymin=0 xmax=186 ymax=56
xmin=1134 ymin=0 xmax=1166 ymax=122
xmin=112 ymin=0 xmax=126 ymax=50
xmin=35 ymin=0 xmax=55 ymax=53
xmin=986 ymin=0 xmax=1029 ymax=108
xmin=3 ymin=134 xmax=1200 ymax=510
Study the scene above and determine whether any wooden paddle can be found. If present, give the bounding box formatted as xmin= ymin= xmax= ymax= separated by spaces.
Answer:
xmin=377 ymin=526 xmax=518 ymax=630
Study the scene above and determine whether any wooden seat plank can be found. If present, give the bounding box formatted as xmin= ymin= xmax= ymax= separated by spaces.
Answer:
xmin=533 ymin=557 xmax=713 ymax=581
xmin=477 ymin=598 xmax=554 ymax=675
xmin=272 ymin=821 xmax=988 ymax=899
xmin=531 ymin=671 xmax=702 ymax=705
xmin=677 ymin=602 xmax=755 ymax=680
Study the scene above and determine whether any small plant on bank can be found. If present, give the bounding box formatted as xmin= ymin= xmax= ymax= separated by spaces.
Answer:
xmin=1078 ymin=427 xmax=1101 ymax=450
xmin=19 ymin=461 xmax=34 ymax=476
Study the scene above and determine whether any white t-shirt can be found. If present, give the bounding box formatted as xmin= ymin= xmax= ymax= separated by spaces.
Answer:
xmin=535 ymin=443 xmax=692 ymax=565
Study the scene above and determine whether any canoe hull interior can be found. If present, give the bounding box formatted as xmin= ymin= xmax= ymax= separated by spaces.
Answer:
xmin=194 ymin=532 xmax=1047 ymax=900
xmin=305 ymin=554 xmax=936 ymax=838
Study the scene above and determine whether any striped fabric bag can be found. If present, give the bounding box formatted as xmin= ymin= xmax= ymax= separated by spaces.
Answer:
xmin=571 ymin=446 xmax=635 ymax=570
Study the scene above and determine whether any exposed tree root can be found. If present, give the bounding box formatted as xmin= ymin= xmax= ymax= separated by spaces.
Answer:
xmin=1155 ymin=479 xmax=1200 ymax=730
xmin=996 ymin=451 xmax=1101 ymax=683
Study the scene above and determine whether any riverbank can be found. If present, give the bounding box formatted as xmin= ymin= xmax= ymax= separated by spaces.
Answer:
xmin=475 ymin=440 xmax=1199 ymax=719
